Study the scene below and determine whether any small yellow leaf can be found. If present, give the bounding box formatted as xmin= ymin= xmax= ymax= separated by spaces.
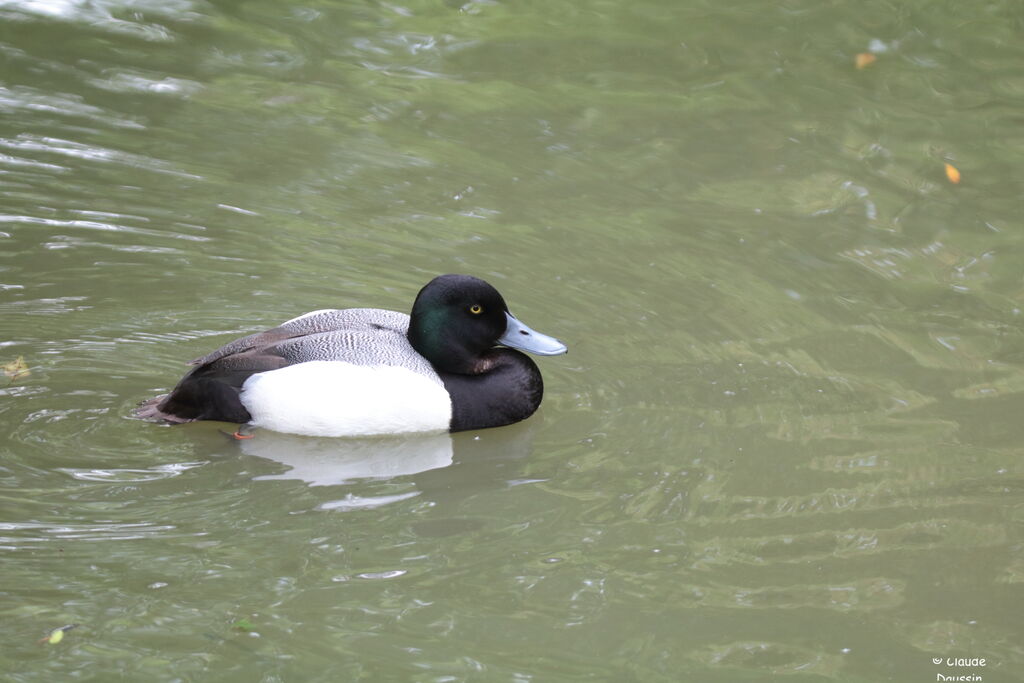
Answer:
xmin=38 ymin=624 xmax=78 ymax=645
xmin=855 ymin=53 xmax=877 ymax=69
xmin=944 ymin=162 xmax=961 ymax=184
xmin=3 ymin=356 xmax=29 ymax=381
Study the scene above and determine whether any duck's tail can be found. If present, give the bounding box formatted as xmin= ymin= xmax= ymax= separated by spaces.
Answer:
xmin=134 ymin=395 xmax=194 ymax=424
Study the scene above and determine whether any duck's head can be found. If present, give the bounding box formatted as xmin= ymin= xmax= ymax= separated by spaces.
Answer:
xmin=407 ymin=274 xmax=567 ymax=374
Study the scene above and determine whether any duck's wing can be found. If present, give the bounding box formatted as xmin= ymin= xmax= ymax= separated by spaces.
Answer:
xmin=189 ymin=308 xmax=410 ymax=366
xmin=267 ymin=327 xmax=438 ymax=379
xmin=141 ymin=309 xmax=420 ymax=424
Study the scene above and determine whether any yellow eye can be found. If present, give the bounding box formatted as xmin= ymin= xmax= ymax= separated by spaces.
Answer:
xmin=469 ymin=304 xmax=483 ymax=315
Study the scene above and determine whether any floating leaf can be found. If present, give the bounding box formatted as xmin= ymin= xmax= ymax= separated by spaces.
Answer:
xmin=39 ymin=624 xmax=78 ymax=645
xmin=855 ymin=53 xmax=877 ymax=69
xmin=232 ymin=618 xmax=256 ymax=632
xmin=3 ymin=356 xmax=29 ymax=381
xmin=944 ymin=162 xmax=961 ymax=184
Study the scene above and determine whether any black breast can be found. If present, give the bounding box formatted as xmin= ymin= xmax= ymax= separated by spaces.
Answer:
xmin=440 ymin=350 xmax=544 ymax=432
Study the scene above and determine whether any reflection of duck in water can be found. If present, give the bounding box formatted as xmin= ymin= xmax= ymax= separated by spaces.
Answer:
xmin=243 ymin=431 xmax=456 ymax=487
xmin=237 ymin=417 xmax=540 ymax=488
xmin=137 ymin=275 xmax=567 ymax=437
xmin=233 ymin=420 xmax=539 ymax=516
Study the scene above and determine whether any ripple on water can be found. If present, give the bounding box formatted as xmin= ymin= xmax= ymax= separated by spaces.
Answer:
xmin=678 ymin=576 xmax=905 ymax=612
xmin=0 ymin=520 xmax=178 ymax=545
xmin=0 ymin=85 xmax=145 ymax=130
xmin=58 ymin=461 xmax=206 ymax=482
xmin=0 ymin=212 xmax=210 ymax=241
xmin=87 ymin=70 xmax=203 ymax=97
xmin=694 ymin=640 xmax=843 ymax=678
xmin=0 ymin=135 xmax=200 ymax=177
xmin=0 ymin=0 xmax=194 ymax=41
xmin=355 ymin=569 xmax=408 ymax=580
xmin=318 ymin=491 xmax=421 ymax=511
xmin=689 ymin=518 xmax=1007 ymax=569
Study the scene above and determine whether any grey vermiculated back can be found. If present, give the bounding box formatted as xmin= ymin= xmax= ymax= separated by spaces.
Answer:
xmin=189 ymin=308 xmax=443 ymax=384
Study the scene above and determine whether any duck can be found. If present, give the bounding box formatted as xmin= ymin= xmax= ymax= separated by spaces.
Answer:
xmin=136 ymin=274 xmax=567 ymax=437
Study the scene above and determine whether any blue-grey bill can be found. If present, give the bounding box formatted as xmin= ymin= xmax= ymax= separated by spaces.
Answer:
xmin=499 ymin=312 xmax=568 ymax=356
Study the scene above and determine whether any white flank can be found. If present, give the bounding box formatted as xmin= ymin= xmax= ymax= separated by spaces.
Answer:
xmin=240 ymin=361 xmax=451 ymax=437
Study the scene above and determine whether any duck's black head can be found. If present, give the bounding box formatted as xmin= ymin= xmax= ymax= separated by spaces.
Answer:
xmin=407 ymin=274 xmax=566 ymax=375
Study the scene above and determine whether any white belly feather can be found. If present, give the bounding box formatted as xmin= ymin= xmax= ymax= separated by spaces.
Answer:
xmin=240 ymin=361 xmax=452 ymax=437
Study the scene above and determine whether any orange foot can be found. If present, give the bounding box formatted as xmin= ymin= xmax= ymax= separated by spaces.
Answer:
xmin=221 ymin=426 xmax=255 ymax=440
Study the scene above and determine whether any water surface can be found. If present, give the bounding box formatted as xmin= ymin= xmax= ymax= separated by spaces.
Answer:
xmin=2 ymin=0 xmax=1023 ymax=680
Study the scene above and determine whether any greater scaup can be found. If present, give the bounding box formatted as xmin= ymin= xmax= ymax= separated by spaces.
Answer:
xmin=136 ymin=274 xmax=567 ymax=437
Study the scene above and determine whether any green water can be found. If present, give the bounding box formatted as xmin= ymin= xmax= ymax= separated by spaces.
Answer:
xmin=2 ymin=0 xmax=1023 ymax=680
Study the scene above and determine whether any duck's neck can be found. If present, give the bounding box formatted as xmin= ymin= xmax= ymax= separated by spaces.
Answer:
xmin=439 ymin=350 xmax=544 ymax=432
xmin=407 ymin=315 xmax=476 ymax=374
